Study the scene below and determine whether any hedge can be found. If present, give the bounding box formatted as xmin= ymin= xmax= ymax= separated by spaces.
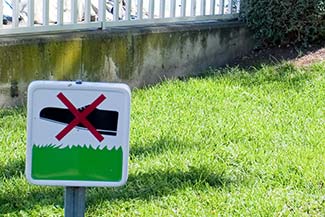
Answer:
xmin=241 ymin=0 xmax=325 ymax=46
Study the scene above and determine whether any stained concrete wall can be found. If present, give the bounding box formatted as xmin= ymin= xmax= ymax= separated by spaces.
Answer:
xmin=0 ymin=19 xmax=254 ymax=107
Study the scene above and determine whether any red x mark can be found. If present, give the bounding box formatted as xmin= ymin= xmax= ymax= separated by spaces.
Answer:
xmin=55 ymin=92 xmax=106 ymax=142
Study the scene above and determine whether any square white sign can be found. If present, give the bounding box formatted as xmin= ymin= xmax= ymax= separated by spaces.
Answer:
xmin=26 ymin=81 xmax=131 ymax=187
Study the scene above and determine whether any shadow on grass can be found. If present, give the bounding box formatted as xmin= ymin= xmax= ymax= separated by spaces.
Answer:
xmin=0 ymin=137 xmax=232 ymax=214
xmin=0 ymin=188 xmax=64 ymax=215
xmin=0 ymin=158 xmax=63 ymax=214
xmin=89 ymin=134 xmax=232 ymax=204
xmin=226 ymin=42 xmax=325 ymax=70
xmin=181 ymin=44 xmax=325 ymax=88
xmin=189 ymin=62 xmax=316 ymax=90
xmin=129 ymin=136 xmax=191 ymax=158
xmin=0 ymin=107 xmax=26 ymax=118
xmin=0 ymin=163 xmax=231 ymax=215
xmin=87 ymin=165 xmax=231 ymax=205
xmin=0 ymin=159 xmax=25 ymax=179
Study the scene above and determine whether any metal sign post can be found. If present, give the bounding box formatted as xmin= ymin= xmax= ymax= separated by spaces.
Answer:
xmin=64 ymin=187 xmax=86 ymax=217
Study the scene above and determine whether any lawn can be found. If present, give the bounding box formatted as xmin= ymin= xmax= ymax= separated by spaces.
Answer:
xmin=0 ymin=62 xmax=324 ymax=216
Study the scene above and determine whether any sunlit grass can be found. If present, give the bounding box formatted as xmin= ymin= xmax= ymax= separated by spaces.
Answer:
xmin=1 ymin=62 xmax=324 ymax=216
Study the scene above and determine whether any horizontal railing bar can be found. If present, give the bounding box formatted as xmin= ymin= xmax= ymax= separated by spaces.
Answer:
xmin=0 ymin=22 xmax=102 ymax=36
xmin=104 ymin=14 xmax=238 ymax=27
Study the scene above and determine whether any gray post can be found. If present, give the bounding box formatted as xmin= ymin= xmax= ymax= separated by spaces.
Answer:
xmin=64 ymin=187 xmax=86 ymax=217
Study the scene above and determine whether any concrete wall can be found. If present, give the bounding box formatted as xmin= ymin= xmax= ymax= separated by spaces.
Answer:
xmin=0 ymin=20 xmax=254 ymax=107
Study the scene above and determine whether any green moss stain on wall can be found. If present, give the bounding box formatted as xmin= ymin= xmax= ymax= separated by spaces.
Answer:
xmin=187 ymin=30 xmax=210 ymax=52
xmin=109 ymin=35 xmax=130 ymax=80
xmin=0 ymin=28 xmax=218 ymax=85
xmin=0 ymin=40 xmax=82 ymax=83
xmin=141 ymin=32 xmax=167 ymax=57
xmin=219 ymin=27 xmax=237 ymax=47
xmin=0 ymin=23 xmax=252 ymax=104
xmin=81 ymin=31 xmax=196 ymax=82
xmin=0 ymin=46 xmax=12 ymax=83
xmin=0 ymin=45 xmax=22 ymax=82
xmin=47 ymin=40 xmax=82 ymax=81
xmin=82 ymin=33 xmax=145 ymax=81
xmin=81 ymin=38 xmax=105 ymax=81
xmin=20 ymin=43 xmax=49 ymax=80
xmin=81 ymin=30 xmax=214 ymax=83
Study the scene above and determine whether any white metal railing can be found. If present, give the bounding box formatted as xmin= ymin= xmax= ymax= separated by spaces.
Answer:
xmin=0 ymin=0 xmax=240 ymax=35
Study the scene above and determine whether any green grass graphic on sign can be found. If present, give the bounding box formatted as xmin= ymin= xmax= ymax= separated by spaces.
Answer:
xmin=32 ymin=145 xmax=123 ymax=181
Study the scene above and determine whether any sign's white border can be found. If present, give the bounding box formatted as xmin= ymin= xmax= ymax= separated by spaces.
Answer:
xmin=26 ymin=80 xmax=131 ymax=187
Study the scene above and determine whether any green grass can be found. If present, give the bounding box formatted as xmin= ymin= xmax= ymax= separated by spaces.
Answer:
xmin=0 ymin=62 xmax=324 ymax=216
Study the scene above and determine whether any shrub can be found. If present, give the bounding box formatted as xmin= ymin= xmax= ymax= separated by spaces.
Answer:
xmin=241 ymin=0 xmax=325 ymax=46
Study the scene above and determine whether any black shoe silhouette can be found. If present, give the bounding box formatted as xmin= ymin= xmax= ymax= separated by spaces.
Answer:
xmin=40 ymin=106 xmax=119 ymax=136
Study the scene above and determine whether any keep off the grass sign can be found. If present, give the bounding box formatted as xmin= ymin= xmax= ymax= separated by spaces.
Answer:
xmin=26 ymin=81 xmax=131 ymax=187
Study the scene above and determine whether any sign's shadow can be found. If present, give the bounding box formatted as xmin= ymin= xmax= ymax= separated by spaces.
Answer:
xmin=87 ymin=136 xmax=232 ymax=205
xmin=0 ymin=137 xmax=232 ymax=214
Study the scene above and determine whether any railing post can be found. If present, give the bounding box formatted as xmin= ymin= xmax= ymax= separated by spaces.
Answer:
xmin=84 ymin=0 xmax=91 ymax=22
xmin=125 ymin=0 xmax=131 ymax=20
xmin=149 ymin=0 xmax=154 ymax=19
xmin=113 ymin=0 xmax=119 ymax=21
xmin=137 ymin=0 xmax=143 ymax=19
xmin=219 ymin=0 xmax=224 ymax=15
xmin=191 ymin=0 xmax=196 ymax=16
xmin=98 ymin=0 xmax=105 ymax=28
xmin=181 ymin=0 xmax=186 ymax=17
xmin=160 ymin=0 xmax=165 ymax=18
xmin=12 ymin=0 xmax=19 ymax=27
xmin=0 ymin=0 xmax=3 ymax=28
xmin=229 ymin=0 xmax=233 ymax=14
xmin=210 ymin=0 xmax=215 ymax=15
xmin=200 ymin=0 xmax=206 ymax=16
xmin=43 ymin=0 xmax=49 ymax=25
xmin=71 ymin=0 xmax=78 ymax=23
xmin=57 ymin=0 xmax=63 ymax=25
xmin=28 ymin=0 xmax=35 ymax=26
xmin=170 ymin=0 xmax=176 ymax=18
